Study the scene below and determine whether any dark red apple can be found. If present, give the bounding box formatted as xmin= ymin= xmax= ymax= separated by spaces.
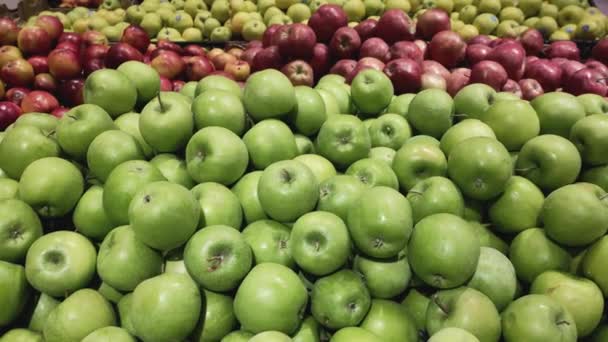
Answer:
xmin=281 ymin=60 xmax=314 ymax=86
xmin=469 ymin=35 xmax=493 ymax=45
xmin=211 ymin=52 xmax=237 ymax=71
xmin=252 ymin=46 xmax=283 ymax=72
xmin=185 ymin=55 xmax=215 ymax=81
xmin=429 ymin=30 xmax=466 ymax=68
xmin=310 ymin=43 xmax=330 ymax=80
xmin=560 ymin=60 xmax=585 ymax=84
xmin=330 ymin=59 xmax=357 ymax=78
xmin=0 ymin=17 xmax=19 ymax=46
xmin=104 ymin=43 xmax=144 ymax=69
xmin=308 ymin=4 xmax=348 ymax=43
xmin=519 ymin=28 xmax=544 ymax=56
xmin=488 ymin=41 xmax=526 ymax=80
xmin=57 ymin=79 xmax=84 ymax=107
xmin=172 ymin=80 xmax=185 ymax=92
xmin=1 ymin=59 xmax=34 ymax=87
xmin=545 ymin=41 xmax=580 ymax=61
xmin=383 ymin=58 xmax=422 ymax=94
xmin=502 ymin=79 xmax=522 ymax=97
xmin=156 ymin=39 xmax=184 ymax=55
xmin=329 ymin=27 xmax=361 ymax=60
xmin=159 ymin=77 xmax=173 ymax=91
xmin=389 ymin=41 xmax=423 ymax=64
xmin=585 ymin=60 xmax=608 ymax=79
xmin=84 ymin=44 xmax=110 ymax=62
xmin=184 ymin=44 xmax=207 ymax=56
xmin=58 ymin=32 xmax=82 ymax=46
xmin=246 ymin=40 xmax=263 ymax=49
xmin=470 ymin=60 xmax=508 ymax=91
xmin=121 ymin=25 xmax=151 ymax=54
xmin=34 ymin=73 xmax=57 ymax=92
xmin=225 ymin=60 xmax=251 ymax=82
xmin=83 ymin=58 xmax=104 ymax=76
xmin=564 ymin=68 xmax=608 ymax=96
xmin=242 ymin=47 xmax=263 ymax=65
xmin=446 ymin=67 xmax=471 ymax=96
xmin=17 ymin=26 xmax=52 ymax=56
xmin=591 ymin=38 xmax=608 ymax=66
xmin=466 ymin=44 xmax=492 ymax=65
xmin=21 ymin=90 xmax=59 ymax=113
xmin=519 ymin=78 xmax=544 ymax=100
xmin=526 ymin=56 xmax=539 ymax=66
xmin=359 ymin=38 xmax=390 ymax=62
xmin=81 ymin=30 xmax=109 ymax=47
xmin=5 ymin=87 xmax=30 ymax=106
xmin=279 ymin=23 xmax=317 ymax=60
xmin=374 ymin=9 xmax=415 ymax=44
xmin=35 ymin=15 xmax=63 ymax=41
xmin=263 ymin=24 xmax=282 ymax=47
xmin=0 ymin=101 xmax=21 ymax=129
xmin=524 ymin=59 xmax=562 ymax=92
xmin=416 ymin=8 xmax=450 ymax=40
xmin=51 ymin=106 xmax=69 ymax=118
xmin=48 ymin=49 xmax=82 ymax=80
xmin=354 ymin=18 xmax=378 ymax=41
xmin=56 ymin=41 xmax=80 ymax=54
xmin=27 ymin=56 xmax=49 ymax=74
xmin=151 ymin=50 xmax=185 ymax=79
xmin=422 ymin=60 xmax=450 ymax=80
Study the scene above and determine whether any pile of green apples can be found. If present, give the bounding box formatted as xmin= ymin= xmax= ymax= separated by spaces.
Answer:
xmin=2 ymin=59 xmax=608 ymax=342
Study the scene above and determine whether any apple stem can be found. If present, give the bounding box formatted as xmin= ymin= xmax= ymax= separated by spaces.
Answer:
xmin=157 ymin=92 xmax=165 ymax=112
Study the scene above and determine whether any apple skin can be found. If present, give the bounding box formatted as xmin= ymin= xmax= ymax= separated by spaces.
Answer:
xmin=407 ymin=88 xmax=454 ymax=139
xmin=231 ymin=171 xmax=269 ymax=225
xmin=374 ymin=9 xmax=415 ymax=44
xmin=316 ymin=174 xmax=366 ymax=222
xmin=426 ymin=287 xmax=502 ymax=342
xmin=192 ymin=89 xmax=246 ymax=136
xmin=383 ymin=58 xmax=422 ymax=95
xmin=0 ymin=199 xmax=42 ymax=263
xmin=531 ymin=91 xmax=586 ymax=138
xmin=345 ymin=158 xmax=399 ymax=189
xmin=515 ymin=134 xmax=581 ymax=191
xmin=428 ymin=327 xmax=480 ymax=342
xmin=453 ymin=83 xmax=496 ymax=120
xmin=249 ymin=331 xmax=291 ymax=342
xmin=439 ymin=119 xmax=496 ymax=156
xmin=186 ymin=126 xmax=249 ymax=185
xmin=448 ymin=137 xmax=512 ymax=201
xmin=308 ymin=4 xmax=348 ymax=43
xmin=470 ymin=60 xmax=509 ymax=91
xmin=407 ymin=176 xmax=465 ymax=223
xmin=311 ymin=269 xmax=371 ymax=330
xmin=408 ymin=213 xmax=480 ymax=288
xmin=429 ymin=30 xmax=467 ymax=69
xmin=244 ymin=69 xmax=296 ymax=121
xmin=531 ymin=271 xmax=604 ymax=337
xmin=243 ymin=119 xmax=298 ymax=170
xmin=509 ymin=228 xmax=571 ymax=283
xmin=330 ymin=327 xmax=383 ymax=342
xmin=234 ymin=263 xmax=308 ymax=334
xmin=392 ymin=139 xmax=447 ymax=191
xmin=0 ymin=261 xmax=30 ymax=327
xmin=353 ymin=252 xmax=411 ymax=299
xmin=18 ymin=26 xmax=52 ymax=56
xmin=570 ymin=114 xmax=608 ymax=165
xmin=1 ymin=329 xmax=43 ymax=341
xmin=501 ymin=294 xmax=577 ymax=342
xmin=316 ymin=114 xmax=371 ymax=170
xmin=289 ymin=86 xmax=327 ymax=137
xmin=191 ymin=289 xmax=237 ymax=342
xmin=43 ymin=289 xmax=116 ymax=342
xmin=117 ymin=61 xmax=161 ymax=107
xmin=488 ymin=176 xmax=544 ymax=234
xmin=480 ymin=99 xmax=539 ymax=151
xmin=360 ymin=299 xmax=418 ymax=342
xmin=293 ymin=154 xmax=336 ymax=185
xmin=130 ymin=273 xmax=202 ymax=342
xmin=84 ymin=69 xmax=138 ymax=118
xmin=0 ymin=125 xmax=60 ymax=181
xmin=139 ymin=92 xmax=194 ymax=153
xmin=191 ymin=182 xmax=242 ymax=229
xmin=149 ymin=153 xmax=195 ymax=190
xmin=72 ymin=185 xmax=114 ymax=241
xmin=582 ymin=236 xmax=608 ymax=297
xmin=467 ymin=247 xmax=517 ymax=311
xmin=351 ymin=69 xmax=394 ymax=116
xmin=242 ymin=220 xmax=294 ymax=268
xmin=195 ymin=74 xmax=242 ymax=98
xmin=86 ymin=130 xmax=145 ymax=183
xmin=81 ymin=327 xmax=136 ymax=342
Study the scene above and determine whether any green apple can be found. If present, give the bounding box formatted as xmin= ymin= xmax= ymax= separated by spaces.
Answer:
xmin=0 ymin=125 xmax=61 ymax=180
xmin=191 ymin=182 xmax=242 ymax=229
xmin=353 ymin=251 xmax=411 ymax=299
xmin=351 ymin=69 xmax=394 ymax=116
xmin=150 ymin=153 xmax=195 ymax=189
xmin=117 ymin=61 xmax=161 ymax=107
xmin=43 ymin=289 xmax=116 ymax=342
xmin=386 ymin=94 xmax=415 ymax=118
xmin=249 ymin=331 xmax=292 ymax=342
xmin=473 ymin=13 xmax=500 ymax=34
xmin=345 ymin=158 xmax=398 ymax=189
xmin=242 ymin=19 xmax=267 ymax=41
xmin=131 ymin=273 xmax=201 ymax=341
xmin=582 ymin=165 xmax=608 ymax=191
xmin=426 ymin=287 xmax=501 ymax=342
xmin=19 ymin=157 xmax=84 ymax=217
xmin=582 ymin=236 xmax=608 ymax=296
xmin=0 ymin=178 xmax=17 ymax=201
xmin=157 ymin=27 xmax=183 ymax=41
xmin=440 ymin=119 xmax=495 ymax=156
xmin=368 ymin=113 xmax=411 ymax=149
xmin=73 ymin=185 xmax=114 ymax=241
xmin=289 ymin=86 xmax=327 ymax=136
xmin=467 ymin=247 xmax=517 ymax=311
xmin=460 ymin=4 xmax=479 ymax=23
xmin=448 ymin=137 xmax=512 ymax=200
xmin=531 ymin=92 xmax=586 ymax=138
xmin=531 ymin=271 xmax=603 ymax=337
xmin=103 ymin=160 xmax=166 ymax=226
xmin=0 ymin=261 xmax=30 ymax=327
xmin=408 ymin=89 xmax=454 ymax=138
xmin=408 ymin=213 xmax=480 ymax=288
xmin=12 ymin=113 xmax=58 ymax=133
xmin=315 ymin=82 xmax=353 ymax=115
xmin=221 ymin=330 xmax=255 ymax=342
xmin=407 ymin=176 xmax=465 ymax=223
xmin=114 ymin=112 xmax=154 ymax=159
xmin=577 ymin=93 xmax=608 ymax=115
xmin=180 ymin=81 xmax=198 ymax=99
xmin=558 ymin=4 xmax=585 ymax=25
xmin=81 ymin=327 xmax=135 ymax=342
xmin=316 ymin=74 xmax=345 ymax=87
xmin=140 ymin=13 xmax=163 ymax=37
xmin=0 ymin=199 xmax=42 ymax=263
xmin=258 ymin=160 xmax=319 ymax=222
xmin=541 ymin=183 xmax=608 ymax=247
xmin=27 ymin=294 xmax=59 ymax=333
xmin=87 ymin=130 xmax=145 ymax=183
xmin=196 ymin=75 xmax=242 ymax=98
xmin=203 ymin=17 xmax=222 ymax=37
xmin=1 ymin=329 xmax=42 ymax=341
xmin=231 ymin=171 xmax=268 ymax=224
xmin=502 ymin=294 xmax=577 ymax=342
xmin=192 ymin=290 xmax=236 ymax=342
xmin=330 ymin=327 xmax=382 ymax=342
xmin=184 ymin=0 xmax=207 ymax=17
xmin=169 ymin=11 xmax=194 ymax=32
xmin=243 ymin=119 xmax=298 ymax=170
xmin=291 ymin=211 xmax=350 ymax=276
xmin=535 ymin=16 xmax=559 ymax=36
xmin=519 ymin=0 xmax=542 ymax=16
xmin=56 ymin=104 xmax=115 ymax=161
xmin=359 ymin=300 xmax=418 ymax=342
xmin=402 ymin=289 xmax=431 ymax=333
xmin=316 ymin=114 xmax=371 ymax=170
xmin=575 ymin=16 xmax=606 ymax=40
xmin=316 ymin=88 xmax=341 ymax=116
xmin=140 ymin=92 xmax=194 ymax=153
xmin=509 ymin=228 xmax=571 ymax=283
xmin=234 ymin=263 xmax=308 ymax=334
xmin=192 ymin=89 xmax=246 ymax=136
xmin=540 ymin=2 xmax=559 ymax=17
xmin=316 ymin=174 xmax=365 ymax=222
xmin=515 ymin=134 xmax=581 ymax=191
xmin=500 ymin=6 xmax=525 ymax=22
xmin=293 ymin=154 xmax=336 ymax=184
xmin=429 ymin=328 xmax=480 ymax=342
xmin=242 ymin=220 xmax=294 ymax=268
xmin=97 ymin=281 xmax=123 ymax=305
xmin=481 ymin=99 xmax=539 ymax=151
xmin=368 ymin=146 xmax=396 ymax=165
xmin=392 ymin=140 xmax=447 ymax=191
xmin=84 ymin=69 xmax=138 ymax=118
xmin=211 ymin=0 xmax=231 ymax=22
xmin=311 ymin=269 xmax=371 ymax=329
xmin=126 ymin=5 xmax=146 ymax=24
xmin=347 ymin=186 xmax=412 ymax=258
xmin=469 ymin=221 xmax=508 ymax=254
xmin=479 ymin=0 xmax=501 ymax=13
xmin=244 ymin=69 xmax=296 ymax=121
xmin=292 ymin=316 xmax=320 ymax=342
xmin=117 ymin=294 xmax=135 ymax=335
xmin=570 ymin=114 xmax=608 ymax=165
xmin=488 ymin=176 xmax=544 ymax=234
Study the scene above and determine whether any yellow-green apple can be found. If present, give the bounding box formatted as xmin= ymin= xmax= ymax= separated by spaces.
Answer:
xmin=139 ymin=92 xmax=193 ymax=153
xmin=243 ymin=119 xmax=298 ymax=170
xmin=316 ymin=174 xmax=365 ymax=222
xmin=407 ymin=176 xmax=465 ymax=223
xmin=402 ymin=289 xmax=430 ymax=333
xmin=577 ymin=93 xmax=608 ymax=115
xmin=428 ymin=327 xmax=481 ymax=342
xmin=330 ymin=327 xmax=382 ymax=342
xmin=222 ymin=330 xmax=255 ymax=341
xmin=368 ymin=113 xmax=411 ymax=149
xmin=360 ymin=300 xmax=418 ymax=342
xmin=469 ymin=221 xmax=509 ymax=254
xmin=191 ymin=182 xmax=242 ymax=229
xmin=84 ymin=69 xmax=138 ymax=118
xmin=453 ymin=83 xmax=496 ymax=120
xmin=82 ymin=327 xmax=135 ymax=342
xmin=191 ymin=290 xmax=237 ymax=342
xmin=117 ymin=293 xmax=135 ymax=335
xmin=353 ymin=252 xmax=411 ymax=299
xmin=293 ymin=154 xmax=336 ymax=184
xmin=1 ymin=329 xmax=43 ymax=341
xmin=86 ymin=130 xmax=145 ymax=183
xmin=316 ymin=114 xmax=371 ymax=169
xmin=467 ymin=247 xmax=517 ymax=311
xmin=0 ymin=261 xmax=30 ymax=327
xmin=368 ymin=146 xmax=396 ymax=165
xmin=117 ymin=61 xmax=160 ymax=106
xmin=582 ymin=236 xmax=608 ymax=296
xmin=288 ymin=86 xmax=327 ymax=136
xmin=407 ymin=88 xmax=454 ymax=138
xmin=72 ymin=186 xmax=114 ymax=241
xmin=351 ymin=69 xmax=394 ymax=116
xmin=244 ymin=69 xmax=296 ymax=121
xmin=531 ymin=92 xmax=586 ymax=137
xmin=192 ymin=89 xmax=246 ymax=136
xmin=292 ymin=316 xmax=320 ymax=342
xmin=481 ymin=100 xmax=539 ymax=151
xmin=392 ymin=139 xmax=447 ymax=191
xmin=0 ymin=199 xmax=42 ymax=263
xmin=570 ymin=114 xmax=608 ymax=165
xmin=439 ymin=119 xmax=495 ymax=156
xmin=241 ymin=220 xmax=294 ymax=268
xmin=195 ymin=74 xmax=242 ymax=98
xmin=231 ymin=171 xmax=268 ymax=225
xmin=150 ymin=153 xmax=195 ymax=189
xmin=295 ymin=134 xmax=315 ymax=155
xmin=0 ymin=125 xmax=60 ymax=179
xmin=487 ymin=176 xmax=544 ymax=234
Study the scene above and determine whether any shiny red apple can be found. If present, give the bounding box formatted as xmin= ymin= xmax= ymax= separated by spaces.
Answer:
xmin=422 ymin=60 xmax=450 ymax=79
xmin=279 ymin=23 xmax=317 ymax=60
xmin=592 ymin=38 xmax=608 ymax=66
xmin=519 ymin=78 xmax=544 ymax=100
xmin=1 ymin=59 xmax=34 ymax=87
xmin=416 ymin=8 xmax=450 ymax=40
xmin=185 ymin=55 xmax=215 ymax=81
xmin=0 ymin=101 xmax=21 ymax=129
xmin=545 ymin=41 xmax=580 ymax=61
xmin=330 ymin=59 xmax=357 ymax=78
xmin=263 ymin=24 xmax=282 ymax=47
xmin=21 ymin=90 xmax=59 ymax=113
xmin=470 ymin=60 xmax=508 ymax=91
xmin=384 ymin=58 xmax=422 ymax=94
xmin=17 ymin=26 xmax=52 ymax=56
xmin=151 ymin=50 xmax=185 ymax=79
xmin=35 ymin=15 xmax=63 ymax=41
xmin=34 ymin=73 xmax=58 ymax=92
xmin=389 ymin=41 xmax=423 ymax=64
xmin=374 ymin=9 xmax=415 ymax=44
xmin=564 ymin=68 xmax=608 ymax=96
xmin=27 ymin=56 xmax=49 ymax=74
xmin=354 ymin=18 xmax=378 ymax=41
xmin=308 ymin=4 xmax=349 ymax=43
xmin=429 ymin=30 xmax=466 ymax=68
xmin=48 ymin=49 xmax=82 ymax=80
xmin=58 ymin=32 xmax=82 ymax=46
xmin=5 ymin=87 xmax=30 ymax=106
xmin=446 ymin=67 xmax=471 ymax=96
xmin=281 ymin=60 xmax=314 ymax=86
xmin=252 ymin=46 xmax=284 ymax=71
xmin=121 ymin=25 xmax=151 ymax=54
xmin=329 ymin=27 xmax=361 ymax=60
xmin=524 ymin=59 xmax=562 ymax=92
xmin=519 ymin=28 xmax=543 ymax=56
xmin=488 ymin=41 xmax=526 ymax=80
xmin=0 ymin=17 xmax=18 ymax=46
xmin=104 ymin=43 xmax=144 ymax=69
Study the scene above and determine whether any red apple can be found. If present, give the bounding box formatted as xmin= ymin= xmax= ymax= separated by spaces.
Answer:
xmin=502 ymin=79 xmax=522 ymax=97
xmin=211 ymin=52 xmax=238 ymax=71
xmin=242 ymin=47 xmax=263 ymax=65
xmin=488 ymin=41 xmax=526 ymax=80
xmin=519 ymin=28 xmax=544 ymax=56
xmin=384 ymin=58 xmax=422 ymax=94
xmin=354 ymin=18 xmax=378 ymax=41
xmin=0 ymin=17 xmax=19 ymax=46
xmin=104 ymin=43 xmax=144 ymax=69
xmin=421 ymin=72 xmax=447 ymax=90
xmin=246 ymin=41 xmax=263 ymax=49
xmin=329 ymin=27 xmax=361 ymax=60
xmin=357 ymin=57 xmax=385 ymax=71
xmin=184 ymin=44 xmax=207 ymax=56
xmin=58 ymin=32 xmax=81 ymax=46
xmin=308 ymin=4 xmax=348 ymax=43
xmin=281 ymin=60 xmax=314 ymax=86
xmin=35 ymin=15 xmax=63 ymax=41
xmin=157 ymin=39 xmax=184 ymax=55
xmin=330 ymin=59 xmax=357 ymax=78
xmin=121 ymin=25 xmax=151 ymax=54
xmin=5 ymin=87 xmax=30 ymax=106
xmin=389 ymin=41 xmax=423 ymax=65
xmin=526 ymin=56 xmax=539 ymax=66
xmin=359 ymin=38 xmax=390 ymax=62
xmin=591 ymin=38 xmax=608 ymax=66
xmin=1 ymin=59 xmax=34 ymax=87
xmin=151 ymin=50 xmax=185 ymax=79
xmin=0 ymin=101 xmax=21 ymax=129
xmin=563 ymin=68 xmax=608 ymax=96
xmin=160 ymin=77 xmax=173 ymax=91
xmin=545 ymin=41 xmax=580 ymax=61
xmin=422 ymin=60 xmax=450 ymax=79
xmin=252 ymin=46 xmax=283 ymax=71
xmin=27 ymin=56 xmax=49 ymax=74
xmin=56 ymin=41 xmax=80 ymax=54
xmin=17 ymin=26 xmax=52 ymax=56
xmin=48 ymin=48 xmax=82 ymax=80
xmin=81 ymin=30 xmax=108 ymax=47
xmin=466 ymin=44 xmax=492 ymax=65
xmin=446 ymin=67 xmax=471 ymax=96
xmin=310 ymin=43 xmax=330 ymax=80
xmin=173 ymin=80 xmax=185 ymax=92
xmin=209 ymin=71 xmax=236 ymax=80
xmin=263 ymin=24 xmax=282 ymax=47
xmin=84 ymin=44 xmax=110 ymax=61
xmin=225 ymin=60 xmax=251 ymax=82
xmin=34 ymin=73 xmax=57 ymax=92
xmin=585 ymin=60 xmax=608 ymax=79
xmin=57 ymin=79 xmax=84 ymax=107
xmin=0 ymin=46 xmax=23 ymax=69
xmin=429 ymin=30 xmax=466 ymax=68
xmin=374 ymin=9 xmax=415 ymax=44
xmin=83 ymin=58 xmax=105 ymax=76
xmin=21 ymin=90 xmax=59 ymax=113
xmin=51 ymin=106 xmax=69 ymax=118
xmin=469 ymin=35 xmax=493 ymax=45
xmin=560 ymin=60 xmax=585 ymax=84
xmin=416 ymin=8 xmax=450 ymax=40
xmin=279 ymin=23 xmax=317 ymax=60
xmin=414 ymin=40 xmax=428 ymax=58
xmin=185 ymin=55 xmax=215 ymax=81
xmin=519 ymin=78 xmax=544 ymax=100
xmin=524 ymin=59 xmax=562 ymax=92
xmin=227 ymin=47 xmax=244 ymax=60
xmin=346 ymin=64 xmax=374 ymax=84
xmin=470 ymin=60 xmax=508 ymax=91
